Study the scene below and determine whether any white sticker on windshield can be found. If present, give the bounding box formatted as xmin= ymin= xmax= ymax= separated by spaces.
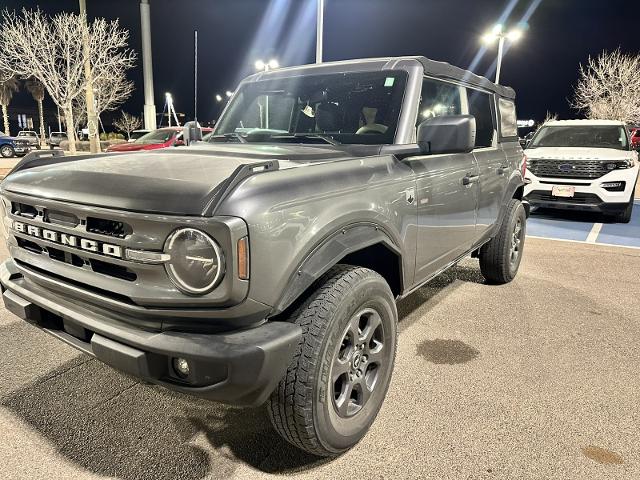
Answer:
xmin=384 ymin=77 xmax=395 ymax=88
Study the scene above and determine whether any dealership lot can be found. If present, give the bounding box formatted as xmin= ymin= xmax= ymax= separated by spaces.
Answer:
xmin=528 ymin=200 xmax=640 ymax=248
xmin=0 ymin=232 xmax=639 ymax=479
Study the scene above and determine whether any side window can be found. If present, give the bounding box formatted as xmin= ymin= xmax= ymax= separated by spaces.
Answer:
xmin=498 ymin=98 xmax=518 ymax=138
xmin=417 ymin=78 xmax=462 ymax=125
xmin=468 ymin=90 xmax=495 ymax=148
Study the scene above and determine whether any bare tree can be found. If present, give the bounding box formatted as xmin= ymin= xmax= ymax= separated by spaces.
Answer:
xmin=74 ymin=66 xmax=134 ymax=130
xmin=0 ymin=9 xmax=136 ymax=154
xmin=573 ymin=49 xmax=640 ymax=124
xmin=0 ymin=74 xmax=19 ymax=135
xmin=113 ymin=111 xmax=142 ymax=140
xmin=543 ymin=111 xmax=559 ymax=124
xmin=25 ymin=77 xmax=47 ymax=147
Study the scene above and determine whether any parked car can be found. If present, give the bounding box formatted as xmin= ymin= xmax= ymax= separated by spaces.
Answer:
xmin=0 ymin=131 xmax=31 ymax=158
xmin=128 ymin=129 xmax=150 ymax=142
xmin=630 ymin=127 xmax=640 ymax=150
xmin=47 ymin=132 xmax=68 ymax=149
xmin=105 ymin=127 xmax=212 ymax=152
xmin=17 ymin=130 xmax=40 ymax=148
xmin=524 ymin=120 xmax=638 ymax=223
xmin=0 ymin=56 xmax=526 ymax=456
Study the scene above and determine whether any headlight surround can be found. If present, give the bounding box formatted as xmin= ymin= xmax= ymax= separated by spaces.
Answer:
xmin=164 ymin=228 xmax=225 ymax=295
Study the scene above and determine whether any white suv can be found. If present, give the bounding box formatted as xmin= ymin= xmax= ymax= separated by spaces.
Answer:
xmin=524 ymin=120 xmax=638 ymax=223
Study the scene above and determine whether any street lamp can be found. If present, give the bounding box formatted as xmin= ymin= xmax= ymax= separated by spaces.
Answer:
xmin=481 ymin=24 xmax=524 ymax=84
xmin=255 ymin=59 xmax=280 ymax=72
xmin=225 ymin=90 xmax=234 ymax=98
xmin=215 ymin=94 xmax=223 ymax=102
xmin=165 ymin=92 xmax=173 ymax=127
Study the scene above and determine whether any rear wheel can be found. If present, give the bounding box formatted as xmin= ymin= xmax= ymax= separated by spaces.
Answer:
xmin=479 ymin=199 xmax=527 ymax=284
xmin=0 ymin=145 xmax=15 ymax=158
xmin=267 ymin=265 xmax=398 ymax=457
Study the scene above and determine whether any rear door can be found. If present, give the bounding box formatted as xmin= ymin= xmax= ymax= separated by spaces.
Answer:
xmin=409 ymin=78 xmax=479 ymax=284
xmin=469 ymin=89 xmax=506 ymax=235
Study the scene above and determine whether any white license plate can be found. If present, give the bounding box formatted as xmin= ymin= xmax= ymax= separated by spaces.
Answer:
xmin=551 ymin=186 xmax=575 ymax=198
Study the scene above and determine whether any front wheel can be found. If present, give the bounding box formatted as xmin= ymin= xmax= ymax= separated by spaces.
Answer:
xmin=479 ymin=199 xmax=527 ymax=284
xmin=613 ymin=192 xmax=634 ymax=224
xmin=0 ymin=145 xmax=15 ymax=158
xmin=267 ymin=265 xmax=398 ymax=457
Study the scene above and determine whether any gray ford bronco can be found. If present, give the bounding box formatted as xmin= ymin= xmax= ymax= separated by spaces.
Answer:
xmin=0 ymin=57 xmax=527 ymax=456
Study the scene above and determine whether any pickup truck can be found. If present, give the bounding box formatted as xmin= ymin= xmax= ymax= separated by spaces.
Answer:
xmin=0 ymin=56 xmax=527 ymax=456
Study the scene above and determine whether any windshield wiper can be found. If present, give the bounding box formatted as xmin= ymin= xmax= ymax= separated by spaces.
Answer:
xmin=210 ymin=132 xmax=248 ymax=144
xmin=270 ymin=133 xmax=340 ymax=145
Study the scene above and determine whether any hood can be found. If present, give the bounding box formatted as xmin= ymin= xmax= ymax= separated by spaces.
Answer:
xmin=524 ymin=146 xmax=634 ymax=161
xmin=0 ymin=144 xmax=352 ymax=215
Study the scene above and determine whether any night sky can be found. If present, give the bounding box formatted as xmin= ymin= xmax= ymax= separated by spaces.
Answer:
xmin=2 ymin=0 xmax=637 ymax=124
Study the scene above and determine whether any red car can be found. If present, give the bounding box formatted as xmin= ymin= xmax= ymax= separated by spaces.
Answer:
xmin=106 ymin=127 xmax=212 ymax=153
xmin=630 ymin=127 xmax=640 ymax=149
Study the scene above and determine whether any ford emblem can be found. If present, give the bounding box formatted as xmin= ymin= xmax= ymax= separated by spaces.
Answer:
xmin=558 ymin=163 xmax=574 ymax=173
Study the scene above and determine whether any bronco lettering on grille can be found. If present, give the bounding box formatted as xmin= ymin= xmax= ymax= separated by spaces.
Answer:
xmin=13 ymin=221 xmax=122 ymax=258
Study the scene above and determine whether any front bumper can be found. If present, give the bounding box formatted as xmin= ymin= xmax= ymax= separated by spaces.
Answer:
xmin=13 ymin=145 xmax=31 ymax=155
xmin=0 ymin=260 xmax=301 ymax=407
xmin=524 ymin=166 xmax=638 ymax=213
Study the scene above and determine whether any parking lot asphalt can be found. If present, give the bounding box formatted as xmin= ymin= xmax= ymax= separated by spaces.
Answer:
xmin=528 ymin=200 xmax=640 ymax=248
xmin=1 ymin=233 xmax=639 ymax=480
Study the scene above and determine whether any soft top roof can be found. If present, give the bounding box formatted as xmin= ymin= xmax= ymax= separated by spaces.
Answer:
xmin=415 ymin=57 xmax=516 ymax=100
xmin=246 ymin=56 xmax=516 ymax=100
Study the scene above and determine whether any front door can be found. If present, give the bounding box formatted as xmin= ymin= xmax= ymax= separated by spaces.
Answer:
xmin=409 ymin=153 xmax=479 ymax=285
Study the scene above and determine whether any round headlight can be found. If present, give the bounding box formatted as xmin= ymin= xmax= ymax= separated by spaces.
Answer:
xmin=164 ymin=228 xmax=224 ymax=295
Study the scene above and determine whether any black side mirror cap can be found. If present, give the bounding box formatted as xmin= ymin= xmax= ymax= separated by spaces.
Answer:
xmin=417 ymin=115 xmax=477 ymax=155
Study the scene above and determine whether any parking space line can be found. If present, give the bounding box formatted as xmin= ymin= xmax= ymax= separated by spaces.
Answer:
xmin=585 ymin=223 xmax=603 ymax=243
xmin=527 ymin=235 xmax=640 ymax=251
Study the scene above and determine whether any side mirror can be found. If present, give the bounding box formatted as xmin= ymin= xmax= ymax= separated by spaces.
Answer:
xmin=417 ymin=115 xmax=476 ymax=155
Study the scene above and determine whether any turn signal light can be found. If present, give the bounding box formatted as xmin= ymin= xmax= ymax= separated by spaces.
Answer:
xmin=237 ymin=237 xmax=250 ymax=280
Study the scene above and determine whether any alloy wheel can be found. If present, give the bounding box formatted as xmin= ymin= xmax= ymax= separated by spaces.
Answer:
xmin=331 ymin=308 xmax=385 ymax=418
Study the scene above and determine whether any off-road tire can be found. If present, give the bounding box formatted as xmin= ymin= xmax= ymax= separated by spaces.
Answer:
xmin=479 ymin=199 xmax=526 ymax=284
xmin=267 ymin=265 xmax=398 ymax=457
xmin=0 ymin=145 xmax=15 ymax=158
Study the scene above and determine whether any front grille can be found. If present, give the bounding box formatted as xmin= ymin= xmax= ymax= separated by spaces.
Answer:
xmin=527 ymin=191 xmax=602 ymax=205
xmin=86 ymin=217 xmax=131 ymax=238
xmin=527 ymin=159 xmax=623 ymax=179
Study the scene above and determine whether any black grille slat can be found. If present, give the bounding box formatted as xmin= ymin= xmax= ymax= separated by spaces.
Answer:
xmin=527 ymin=159 xmax=615 ymax=179
xmin=86 ymin=217 xmax=132 ymax=239
xmin=527 ymin=191 xmax=602 ymax=205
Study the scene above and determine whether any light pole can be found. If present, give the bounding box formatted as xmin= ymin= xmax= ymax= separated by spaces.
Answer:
xmin=254 ymin=60 xmax=279 ymax=128
xmin=316 ymin=0 xmax=324 ymax=63
xmin=482 ymin=24 xmax=523 ymax=84
xmin=140 ymin=0 xmax=157 ymax=130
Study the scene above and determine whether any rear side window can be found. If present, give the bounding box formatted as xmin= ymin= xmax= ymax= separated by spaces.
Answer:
xmin=468 ymin=90 xmax=495 ymax=148
xmin=498 ymin=98 xmax=518 ymax=138
xmin=417 ymin=78 xmax=462 ymax=124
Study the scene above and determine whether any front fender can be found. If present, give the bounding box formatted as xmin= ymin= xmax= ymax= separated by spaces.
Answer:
xmin=272 ymin=222 xmax=402 ymax=314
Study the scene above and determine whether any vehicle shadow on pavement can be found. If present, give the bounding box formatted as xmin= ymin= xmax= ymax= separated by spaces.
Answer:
xmin=0 ymin=264 xmax=485 ymax=479
xmin=397 ymin=263 xmax=485 ymax=332
xmin=0 ymin=354 xmax=330 ymax=479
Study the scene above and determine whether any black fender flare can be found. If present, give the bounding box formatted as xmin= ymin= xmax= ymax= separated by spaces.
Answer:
xmin=272 ymin=222 xmax=402 ymax=315
xmin=496 ymin=174 xmax=526 ymax=226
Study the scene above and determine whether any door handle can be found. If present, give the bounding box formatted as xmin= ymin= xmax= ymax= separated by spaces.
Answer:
xmin=497 ymin=165 xmax=508 ymax=175
xmin=462 ymin=175 xmax=479 ymax=186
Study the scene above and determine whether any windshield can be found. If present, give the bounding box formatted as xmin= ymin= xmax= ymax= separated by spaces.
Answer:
xmin=530 ymin=125 xmax=629 ymax=150
xmin=135 ymin=128 xmax=177 ymax=144
xmin=212 ymin=71 xmax=408 ymax=145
